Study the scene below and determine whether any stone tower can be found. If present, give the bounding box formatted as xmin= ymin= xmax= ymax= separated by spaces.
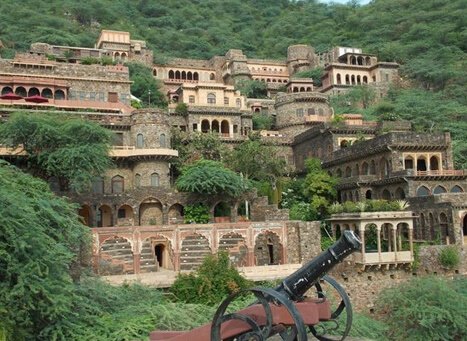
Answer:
xmin=286 ymin=45 xmax=318 ymax=76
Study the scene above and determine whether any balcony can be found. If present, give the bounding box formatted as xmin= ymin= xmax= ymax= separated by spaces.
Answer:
xmin=110 ymin=146 xmax=178 ymax=160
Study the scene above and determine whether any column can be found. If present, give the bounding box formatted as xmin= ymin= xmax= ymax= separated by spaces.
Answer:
xmin=377 ymin=225 xmax=382 ymax=263
xmin=133 ymin=253 xmax=141 ymax=274
xmin=409 ymin=226 xmax=414 ymax=261
xmin=359 ymin=224 xmax=365 ymax=264
xmin=392 ymin=225 xmax=397 ymax=262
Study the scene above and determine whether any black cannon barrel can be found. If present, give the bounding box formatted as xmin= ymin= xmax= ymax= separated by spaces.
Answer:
xmin=276 ymin=230 xmax=361 ymax=300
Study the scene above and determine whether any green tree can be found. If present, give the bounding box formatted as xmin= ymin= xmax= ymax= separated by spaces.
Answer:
xmin=293 ymin=67 xmax=324 ymax=87
xmin=176 ymin=159 xmax=247 ymax=197
xmin=377 ymin=276 xmax=467 ymax=341
xmin=227 ymin=139 xmax=287 ymax=190
xmin=302 ymin=158 xmax=338 ymax=218
xmin=235 ymin=79 xmax=268 ymax=98
xmin=0 ymin=161 xmax=91 ymax=340
xmin=0 ymin=112 xmax=113 ymax=192
xmin=126 ymin=62 xmax=167 ymax=108
xmin=170 ymin=252 xmax=251 ymax=305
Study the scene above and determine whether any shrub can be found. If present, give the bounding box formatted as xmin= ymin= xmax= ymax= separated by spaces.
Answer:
xmin=439 ymin=246 xmax=460 ymax=269
xmin=183 ymin=204 xmax=209 ymax=224
xmin=170 ymin=252 xmax=251 ymax=305
xmin=376 ymin=277 xmax=467 ymax=340
xmin=175 ymin=102 xmax=188 ymax=116
xmin=289 ymin=202 xmax=318 ymax=221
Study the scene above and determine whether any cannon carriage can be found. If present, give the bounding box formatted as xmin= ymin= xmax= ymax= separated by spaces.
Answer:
xmin=150 ymin=230 xmax=361 ymax=341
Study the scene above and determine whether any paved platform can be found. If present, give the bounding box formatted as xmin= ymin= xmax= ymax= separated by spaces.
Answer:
xmin=102 ymin=264 xmax=303 ymax=287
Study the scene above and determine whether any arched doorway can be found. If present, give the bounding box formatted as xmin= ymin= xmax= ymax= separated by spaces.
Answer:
xmin=395 ymin=187 xmax=406 ymax=199
xmin=168 ymin=203 xmax=184 ymax=224
xmin=214 ymin=202 xmax=231 ymax=223
xmin=117 ymin=204 xmax=134 ymax=226
xmin=221 ymin=120 xmax=229 ymax=136
xmin=78 ymin=205 xmax=92 ymax=227
xmin=99 ymin=237 xmax=134 ymax=275
xmin=139 ymin=198 xmax=163 ymax=225
xmin=254 ymin=231 xmax=283 ymax=266
xmin=211 ymin=120 xmax=220 ymax=133
xmin=219 ymin=232 xmax=248 ymax=267
xmin=140 ymin=236 xmax=174 ymax=272
xmin=365 ymin=190 xmax=372 ymax=199
xmin=201 ymin=120 xmax=210 ymax=133
xmin=97 ymin=205 xmax=112 ymax=227
xmin=180 ymin=233 xmax=211 ymax=271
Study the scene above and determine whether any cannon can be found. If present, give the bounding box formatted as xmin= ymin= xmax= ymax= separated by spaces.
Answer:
xmin=150 ymin=230 xmax=361 ymax=341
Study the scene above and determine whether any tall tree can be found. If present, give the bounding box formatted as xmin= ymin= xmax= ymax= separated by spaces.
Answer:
xmin=0 ymin=161 xmax=91 ymax=340
xmin=0 ymin=112 xmax=113 ymax=192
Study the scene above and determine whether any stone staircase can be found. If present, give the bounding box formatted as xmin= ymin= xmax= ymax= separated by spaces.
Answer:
xmin=99 ymin=237 xmax=134 ymax=275
xmin=139 ymin=240 xmax=158 ymax=273
xmin=179 ymin=234 xmax=211 ymax=271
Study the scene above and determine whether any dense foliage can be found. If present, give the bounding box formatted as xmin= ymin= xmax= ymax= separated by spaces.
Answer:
xmin=170 ymin=252 xmax=251 ymax=305
xmin=377 ymin=276 xmax=467 ymax=340
xmin=0 ymin=112 xmax=112 ymax=192
xmin=0 ymin=161 xmax=90 ymax=340
xmin=126 ymin=62 xmax=167 ymax=107
xmin=176 ymin=159 xmax=247 ymax=197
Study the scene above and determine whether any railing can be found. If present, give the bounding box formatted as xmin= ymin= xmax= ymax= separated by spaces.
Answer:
xmin=353 ymin=250 xmax=412 ymax=265
xmin=415 ymin=170 xmax=464 ymax=176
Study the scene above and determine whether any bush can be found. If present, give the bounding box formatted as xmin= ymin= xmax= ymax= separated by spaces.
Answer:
xmin=175 ymin=102 xmax=188 ymax=116
xmin=439 ymin=246 xmax=460 ymax=269
xmin=376 ymin=277 xmax=467 ymax=340
xmin=183 ymin=204 xmax=210 ymax=224
xmin=170 ymin=252 xmax=251 ymax=305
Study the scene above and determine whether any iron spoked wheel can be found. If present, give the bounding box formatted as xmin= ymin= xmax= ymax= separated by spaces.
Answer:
xmin=309 ymin=275 xmax=353 ymax=341
xmin=210 ymin=287 xmax=308 ymax=341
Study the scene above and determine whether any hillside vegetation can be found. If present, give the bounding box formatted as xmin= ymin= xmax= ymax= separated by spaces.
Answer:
xmin=0 ymin=0 xmax=465 ymax=166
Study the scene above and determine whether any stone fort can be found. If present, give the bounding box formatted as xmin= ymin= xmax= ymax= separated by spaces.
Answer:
xmin=0 ymin=30 xmax=465 ymax=308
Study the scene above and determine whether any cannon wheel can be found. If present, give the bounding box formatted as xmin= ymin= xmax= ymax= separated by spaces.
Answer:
xmin=210 ymin=287 xmax=308 ymax=341
xmin=309 ymin=275 xmax=353 ymax=341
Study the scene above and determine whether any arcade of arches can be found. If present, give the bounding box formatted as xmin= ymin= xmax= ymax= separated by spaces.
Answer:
xmin=93 ymin=222 xmax=290 ymax=274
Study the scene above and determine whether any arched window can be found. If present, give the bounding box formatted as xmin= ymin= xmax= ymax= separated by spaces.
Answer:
xmin=187 ymin=71 xmax=192 ymax=80
xmin=433 ymin=185 xmax=447 ymax=195
xmin=1 ymin=86 xmax=13 ymax=95
xmin=357 ymin=56 xmax=363 ymax=65
xmin=430 ymin=156 xmax=439 ymax=170
xmin=210 ymin=73 xmax=215 ymax=80
xmin=221 ymin=120 xmax=229 ymax=135
xmin=350 ymin=56 xmax=356 ymax=65
xmin=169 ymin=70 xmax=174 ymax=79
xmin=351 ymin=75 xmax=355 ymax=85
xmin=111 ymin=175 xmax=124 ymax=193
xmin=300 ymin=87 xmax=305 ymax=92
xmin=135 ymin=174 xmax=141 ymax=188
xmin=356 ymin=75 xmax=361 ymax=84
xmin=41 ymin=88 xmax=53 ymax=99
xmin=362 ymin=76 xmax=368 ymax=83
xmin=365 ymin=56 xmax=371 ymax=65
xmin=417 ymin=157 xmax=427 ymax=171
xmin=362 ymin=162 xmax=369 ymax=175
xmin=365 ymin=189 xmax=372 ymax=199
xmin=340 ymin=140 xmax=349 ymax=148
xmin=345 ymin=166 xmax=352 ymax=178
xmin=293 ymin=87 xmax=299 ymax=92
xmin=236 ymin=98 xmax=241 ymax=108
xmin=207 ymin=93 xmax=216 ymax=104
xmin=450 ymin=185 xmax=463 ymax=193
xmin=153 ymin=69 xmax=157 ymax=77
xmin=416 ymin=186 xmax=430 ymax=197
xmin=201 ymin=119 xmax=210 ymax=133
xmin=404 ymin=156 xmax=414 ymax=170
xmin=175 ymin=70 xmax=181 ymax=79
xmin=189 ymin=95 xmax=195 ymax=103
xmin=136 ymin=133 xmax=144 ymax=148
xmin=193 ymin=72 xmax=199 ymax=81
xmin=212 ymin=120 xmax=220 ymax=133
xmin=395 ymin=187 xmax=405 ymax=199
xmin=151 ymin=173 xmax=160 ymax=187
xmin=336 ymin=73 xmax=341 ymax=85
xmin=160 ymin=134 xmax=166 ymax=148
xmin=345 ymin=75 xmax=350 ymax=84
xmin=54 ymin=89 xmax=65 ymax=100
xmin=92 ymin=176 xmax=104 ymax=194
xmin=182 ymin=71 xmax=186 ymax=80
xmin=382 ymin=189 xmax=391 ymax=200
xmin=15 ymin=87 xmax=27 ymax=97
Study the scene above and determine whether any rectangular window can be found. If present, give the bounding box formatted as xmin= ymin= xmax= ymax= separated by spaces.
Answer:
xmin=118 ymin=208 xmax=126 ymax=219
xmin=233 ymin=125 xmax=238 ymax=134
xmin=112 ymin=132 xmax=124 ymax=146
xmin=224 ymin=97 xmax=229 ymax=105
xmin=108 ymin=92 xmax=118 ymax=103
xmin=193 ymin=123 xmax=198 ymax=131
xmin=307 ymin=108 xmax=315 ymax=115
xmin=296 ymin=108 xmax=304 ymax=117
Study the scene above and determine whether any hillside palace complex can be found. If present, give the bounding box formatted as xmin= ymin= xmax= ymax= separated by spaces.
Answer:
xmin=0 ymin=30 xmax=465 ymax=277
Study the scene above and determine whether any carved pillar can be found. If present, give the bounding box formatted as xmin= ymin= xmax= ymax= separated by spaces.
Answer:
xmin=377 ymin=225 xmax=382 ymax=263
